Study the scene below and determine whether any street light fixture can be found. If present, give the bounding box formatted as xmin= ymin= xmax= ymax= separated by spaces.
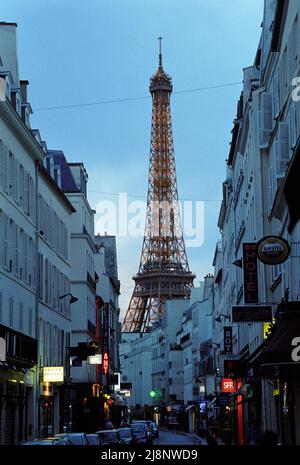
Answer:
xmin=209 ymin=342 xmax=221 ymax=348
xmin=215 ymin=314 xmax=230 ymax=323
xmin=59 ymin=293 xmax=79 ymax=304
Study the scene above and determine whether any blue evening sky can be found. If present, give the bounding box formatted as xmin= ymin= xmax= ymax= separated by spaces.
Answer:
xmin=2 ymin=0 xmax=263 ymax=316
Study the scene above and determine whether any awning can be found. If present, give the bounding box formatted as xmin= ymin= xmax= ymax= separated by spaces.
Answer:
xmin=259 ymin=302 xmax=300 ymax=366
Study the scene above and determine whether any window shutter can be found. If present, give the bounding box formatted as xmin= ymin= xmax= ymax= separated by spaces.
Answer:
xmin=0 ymin=140 xmax=3 ymax=189
xmin=0 ymin=292 xmax=2 ymax=322
xmin=258 ymin=92 xmax=273 ymax=147
xmin=9 ymin=296 xmax=13 ymax=327
xmin=28 ymin=307 xmax=33 ymax=335
xmin=3 ymin=145 xmax=8 ymax=193
xmin=19 ymin=303 xmax=23 ymax=331
xmin=268 ymin=166 xmax=275 ymax=213
xmin=272 ymin=70 xmax=279 ymax=120
xmin=289 ymin=102 xmax=297 ymax=149
xmin=24 ymin=172 xmax=29 ymax=215
xmin=276 ymin=122 xmax=290 ymax=177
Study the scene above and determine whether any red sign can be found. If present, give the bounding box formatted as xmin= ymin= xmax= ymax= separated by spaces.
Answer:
xmin=103 ymin=352 xmax=109 ymax=374
xmin=221 ymin=378 xmax=236 ymax=393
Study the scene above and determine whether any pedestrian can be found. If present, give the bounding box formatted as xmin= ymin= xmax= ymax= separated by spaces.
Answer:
xmin=105 ymin=419 xmax=113 ymax=429
xmin=248 ymin=423 xmax=259 ymax=445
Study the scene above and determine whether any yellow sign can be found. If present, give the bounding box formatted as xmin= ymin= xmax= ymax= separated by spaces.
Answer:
xmin=43 ymin=366 xmax=64 ymax=382
xmin=41 ymin=382 xmax=53 ymax=396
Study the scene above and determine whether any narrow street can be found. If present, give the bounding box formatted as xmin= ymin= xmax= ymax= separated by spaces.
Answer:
xmin=153 ymin=429 xmax=198 ymax=445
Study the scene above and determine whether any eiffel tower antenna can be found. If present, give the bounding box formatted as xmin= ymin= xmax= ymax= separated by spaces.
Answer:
xmin=158 ymin=36 xmax=163 ymax=68
xmin=122 ymin=43 xmax=195 ymax=333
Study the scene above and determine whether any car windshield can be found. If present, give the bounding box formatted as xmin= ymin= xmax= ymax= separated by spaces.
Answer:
xmin=87 ymin=435 xmax=99 ymax=445
xmin=100 ymin=432 xmax=117 ymax=441
xmin=132 ymin=425 xmax=145 ymax=432
xmin=68 ymin=435 xmax=84 ymax=445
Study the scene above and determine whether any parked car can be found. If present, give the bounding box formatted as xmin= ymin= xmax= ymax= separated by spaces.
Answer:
xmin=54 ymin=432 xmax=89 ymax=445
xmin=19 ymin=437 xmax=71 ymax=445
xmin=149 ymin=422 xmax=159 ymax=438
xmin=117 ymin=427 xmax=135 ymax=445
xmin=131 ymin=423 xmax=152 ymax=445
xmin=95 ymin=429 xmax=120 ymax=445
xmin=86 ymin=434 xmax=103 ymax=445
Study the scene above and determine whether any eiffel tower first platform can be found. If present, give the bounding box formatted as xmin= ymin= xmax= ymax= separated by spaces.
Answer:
xmin=122 ymin=40 xmax=195 ymax=332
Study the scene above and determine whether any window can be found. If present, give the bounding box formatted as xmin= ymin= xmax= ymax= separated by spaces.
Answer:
xmin=9 ymin=297 xmax=13 ymax=327
xmin=28 ymin=308 xmax=33 ymax=336
xmin=19 ymin=303 xmax=23 ymax=331
xmin=2 ymin=144 xmax=8 ymax=193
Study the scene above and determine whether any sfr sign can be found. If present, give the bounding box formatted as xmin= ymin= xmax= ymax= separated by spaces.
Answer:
xmin=221 ymin=378 xmax=236 ymax=393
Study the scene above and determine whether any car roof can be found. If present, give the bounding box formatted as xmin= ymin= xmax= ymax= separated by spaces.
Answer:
xmin=96 ymin=429 xmax=118 ymax=433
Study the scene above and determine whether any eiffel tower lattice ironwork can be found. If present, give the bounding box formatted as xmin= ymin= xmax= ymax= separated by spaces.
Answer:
xmin=122 ymin=39 xmax=195 ymax=332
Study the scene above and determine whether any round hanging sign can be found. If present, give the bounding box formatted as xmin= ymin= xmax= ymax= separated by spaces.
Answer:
xmin=257 ymin=236 xmax=290 ymax=265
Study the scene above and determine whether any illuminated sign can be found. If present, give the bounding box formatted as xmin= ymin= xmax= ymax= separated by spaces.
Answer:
xmin=102 ymin=303 xmax=109 ymax=375
xmin=224 ymin=326 xmax=233 ymax=354
xmin=243 ymin=243 xmax=258 ymax=303
xmin=221 ymin=378 xmax=236 ymax=393
xmin=41 ymin=382 xmax=53 ymax=396
xmin=43 ymin=366 xmax=64 ymax=382
xmin=257 ymin=236 xmax=290 ymax=265
xmin=92 ymin=384 xmax=101 ymax=397
xmin=263 ymin=322 xmax=273 ymax=339
xmin=233 ymin=306 xmax=272 ymax=323
xmin=87 ymin=354 xmax=102 ymax=365
xmin=103 ymin=352 xmax=109 ymax=374
xmin=106 ymin=398 xmax=114 ymax=407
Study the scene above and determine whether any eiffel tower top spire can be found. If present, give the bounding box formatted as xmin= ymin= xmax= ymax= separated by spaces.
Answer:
xmin=150 ymin=37 xmax=172 ymax=94
xmin=158 ymin=36 xmax=163 ymax=69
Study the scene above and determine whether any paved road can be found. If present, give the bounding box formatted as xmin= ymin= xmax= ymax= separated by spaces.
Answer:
xmin=153 ymin=429 xmax=197 ymax=445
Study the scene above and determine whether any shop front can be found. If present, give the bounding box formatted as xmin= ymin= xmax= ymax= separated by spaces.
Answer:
xmin=250 ymin=302 xmax=300 ymax=445
xmin=0 ymin=324 xmax=37 ymax=445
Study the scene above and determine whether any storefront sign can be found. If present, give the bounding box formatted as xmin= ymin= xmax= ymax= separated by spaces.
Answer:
xmin=232 ymin=306 xmax=272 ymax=323
xmin=102 ymin=303 xmax=109 ymax=374
xmin=257 ymin=236 xmax=290 ymax=265
xmin=103 ymin=352 xmax=109 ymax=374
xmin=224 ymin=326 xmax=233 ymax=354
xmin=43 ymin=366 xmax=64 ymax=382
xmin=221 ymin=378 xmax=236 ymax=393
xmin=243 ymin=243 xmax=258 ymax=303
xmin=87 ymin=354 xmax=102 ymax=365
xmin=40 ymin=381 xmax=53 ymax=396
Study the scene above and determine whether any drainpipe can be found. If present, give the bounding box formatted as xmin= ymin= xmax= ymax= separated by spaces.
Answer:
xmin=34 ymin=159 xmax=41 ymax=438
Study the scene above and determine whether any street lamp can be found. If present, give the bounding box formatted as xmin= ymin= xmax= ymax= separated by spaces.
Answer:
xmin=215 ymin=314 xmax=230 ymax=323
xmin=209 ymin=342 xmax=221 ymax=349
xmin=59 ymin=293 xmax=79 ymax=304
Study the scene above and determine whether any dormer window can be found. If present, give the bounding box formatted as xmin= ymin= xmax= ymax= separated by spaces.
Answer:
xmin=15 ymin=92 xmax=21 ymax=115
xmin=5 ymin=77 xmax=11 ymax=99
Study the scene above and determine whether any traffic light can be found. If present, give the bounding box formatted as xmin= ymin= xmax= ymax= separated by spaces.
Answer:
xmin=149 ymin=388 xmax=161 ymax=399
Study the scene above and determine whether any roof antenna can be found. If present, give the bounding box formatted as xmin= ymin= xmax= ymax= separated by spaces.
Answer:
xmin=158 ymin=36 xmax=163 ymax=68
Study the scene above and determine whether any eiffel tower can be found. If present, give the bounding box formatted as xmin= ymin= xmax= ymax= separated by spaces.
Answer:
xmin=122 ymin=39 xmax=195 ymax=332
